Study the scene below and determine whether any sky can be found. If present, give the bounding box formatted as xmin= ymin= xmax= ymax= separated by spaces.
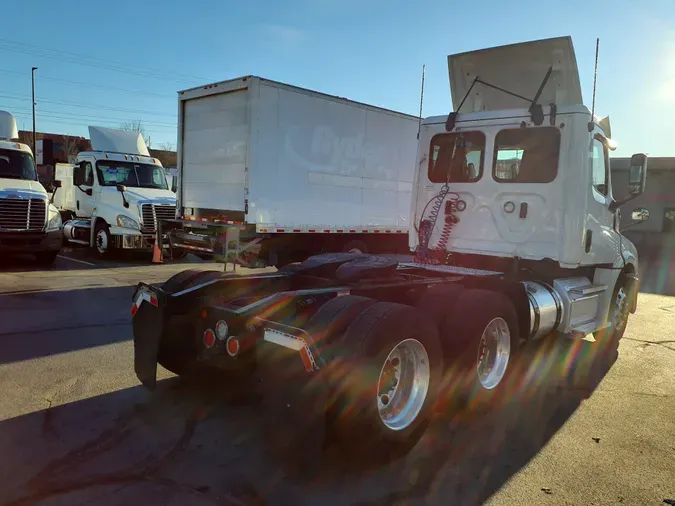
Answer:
xmin=1 ymin=0 xmax=674 ymax=157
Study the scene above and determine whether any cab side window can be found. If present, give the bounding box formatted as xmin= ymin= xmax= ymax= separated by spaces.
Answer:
xmin=591 ymin=138 xmax=608 ymax=196
xmin=82 ymin=162 xmax=94 ymax=186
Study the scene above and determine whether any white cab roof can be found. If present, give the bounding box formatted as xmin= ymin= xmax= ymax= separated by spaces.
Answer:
xmin=448 ymin=36 xmax=583 ymax=113
xmin=0 ymin=111 xmax=19 ymax=140
xmin=89 ymin=126 xmax=150 ymax=156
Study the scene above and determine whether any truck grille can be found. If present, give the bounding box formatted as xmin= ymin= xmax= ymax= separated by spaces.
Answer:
xmin=0 ymin=198 xmax=46 ymax=231
xmin=141 ymin=204 xmax=176 ymax=233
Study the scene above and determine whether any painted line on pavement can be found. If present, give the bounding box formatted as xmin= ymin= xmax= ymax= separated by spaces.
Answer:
xmin=57 ymin=255 xmax=96 ymax=266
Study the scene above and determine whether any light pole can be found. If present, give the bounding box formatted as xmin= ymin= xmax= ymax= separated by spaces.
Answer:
xmin=31 ymin=66 xmax=37 ymax=155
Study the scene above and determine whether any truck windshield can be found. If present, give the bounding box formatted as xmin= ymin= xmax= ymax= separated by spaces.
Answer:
xmin=428 ymin=132 xmax=486 ymax=183
xmin=0 ymin=148 xmax=37 ymax=181
xmin=96 ymin=161 xmax=168 ymax=190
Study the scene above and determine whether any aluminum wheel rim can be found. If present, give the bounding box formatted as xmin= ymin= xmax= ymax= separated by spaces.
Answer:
xmin=611 ymin=287 xmax=629 ymax=333
xmin=476 ymin=317 xmax=511 ymax=390
xmin=376 ymin=338 xmax=430 ymax=432
xmin=96 ymin=230 xmax=108 ymax=254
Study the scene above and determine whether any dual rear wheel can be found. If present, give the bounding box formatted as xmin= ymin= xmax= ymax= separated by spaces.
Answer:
xmin=262 ymin=286 xmax=518 ymax=469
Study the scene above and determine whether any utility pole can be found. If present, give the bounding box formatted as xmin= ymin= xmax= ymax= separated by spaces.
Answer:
xmin=31 ymin=66 xmax=37 ymax=155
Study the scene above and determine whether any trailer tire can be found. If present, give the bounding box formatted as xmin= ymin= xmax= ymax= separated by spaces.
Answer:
xmin=441 ymin=289 xmax=518 ymax=410
xmin=332 ymin=302 xmax=443 ymax=456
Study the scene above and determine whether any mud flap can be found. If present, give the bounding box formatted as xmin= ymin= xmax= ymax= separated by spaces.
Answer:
xmin=257 ymin=340 xmax=329 ymax=477
xmin=132 ymin=287 xmax=165 ymax=390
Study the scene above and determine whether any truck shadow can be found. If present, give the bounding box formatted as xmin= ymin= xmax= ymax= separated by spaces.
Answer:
xmin=0 ymin=286 xmax=133 ymax=366
xmin=0 ymin=335 xmax=618 ymax=505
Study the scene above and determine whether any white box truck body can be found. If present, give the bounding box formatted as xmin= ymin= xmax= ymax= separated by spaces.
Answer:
xmin=170 ymin=76 xmax=419 ymax=266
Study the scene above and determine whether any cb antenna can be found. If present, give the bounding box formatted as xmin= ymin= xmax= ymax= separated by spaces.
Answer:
xmin=417 ymin=64 xmax=426 ymax=140
xmin=588 ymin=38 xmax=599 ymax=132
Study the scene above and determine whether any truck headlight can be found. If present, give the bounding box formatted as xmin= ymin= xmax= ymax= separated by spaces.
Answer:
xmin=117 ymin=214 xmax=139 ymax=229
xmin=46 ymin=209 xmax=62 ymax=231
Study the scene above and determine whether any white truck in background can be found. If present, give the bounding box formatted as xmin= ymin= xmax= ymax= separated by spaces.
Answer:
xmin=164 ymin=76 xmax=419 ymax=267
xmin=0 ymin=111 xmax=63 ymax=265
xmin=53 ymin=126 xmax=177 ymax=256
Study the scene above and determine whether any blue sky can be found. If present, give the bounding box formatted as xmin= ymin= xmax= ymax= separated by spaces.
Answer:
xmin=1 ymin=0 xmax=674 ymax=157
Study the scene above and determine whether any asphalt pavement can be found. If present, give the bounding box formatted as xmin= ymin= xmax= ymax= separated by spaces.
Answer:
xmin=0 ymin=248 xmax=673 ymax=505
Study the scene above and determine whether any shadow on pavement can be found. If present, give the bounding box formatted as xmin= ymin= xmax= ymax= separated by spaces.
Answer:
xmin=0 ymin=333 xmax=619 ymax=506
xmin=638 ymin=256 xmax=675 ymax=296
xmin=0 ymin=286 xmax=134 ymax=365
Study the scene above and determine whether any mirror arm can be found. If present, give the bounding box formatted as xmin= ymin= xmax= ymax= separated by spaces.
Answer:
xmin=609 ymin=194 xmax=637 ymax=212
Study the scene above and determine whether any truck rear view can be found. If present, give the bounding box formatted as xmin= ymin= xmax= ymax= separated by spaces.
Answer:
xmin=170 ymin=76 xmax=419 ymax=266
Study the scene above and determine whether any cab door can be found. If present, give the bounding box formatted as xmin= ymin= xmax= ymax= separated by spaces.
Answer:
xmin=74 ymin=160 xmax=96 ymax=218
xmin=581 ymin=132 xmax=621 ymax=266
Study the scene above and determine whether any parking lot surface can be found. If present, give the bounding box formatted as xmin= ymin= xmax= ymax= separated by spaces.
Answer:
xmin=0 ymin=249 xmax=673 ymax=505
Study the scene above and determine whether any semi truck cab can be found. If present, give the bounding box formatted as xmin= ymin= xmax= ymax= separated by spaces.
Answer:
xmin=0 ymin=111 xmax=63 ymax=265
xmin=54 ymin=126 xmax=177 ymax=256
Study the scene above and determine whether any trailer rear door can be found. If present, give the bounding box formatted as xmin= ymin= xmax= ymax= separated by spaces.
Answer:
xmin=181 ymin=88 xmax=249 ymax=213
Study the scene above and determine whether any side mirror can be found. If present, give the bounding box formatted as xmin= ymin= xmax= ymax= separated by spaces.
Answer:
xmin=116 ymin=184 xmax=127 ymax=193
xmin=609 ymin=153 xmax=648 ymax=211
xmin=171 ymin=178 xmax=177 ymax=193
xmin=631 ymin=208 xmax=649 ymax=222
xmin=116 ymin=184 xmax=129 ymax=208
xmin=628 ymin=153 xmax=648 ymax=195
xmin=52 ymin=179 xmax=62 ymax=189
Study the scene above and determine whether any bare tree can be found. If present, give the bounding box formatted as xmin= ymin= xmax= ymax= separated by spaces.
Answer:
xmin=60 ymin=135 xmax=82 ymax=163
xmin=158 ymin=141 xmax=176 ymax=152
xmin=120 ymin=119 xmax=152 ymax=148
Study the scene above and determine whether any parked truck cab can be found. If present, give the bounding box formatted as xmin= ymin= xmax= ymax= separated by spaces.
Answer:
xmin=0 ymin=111 xmax=63 ymax=265
xmin=54 ymin=126 xmax=177 ymax=256
xmin=130 ymin=36 xmax=650 ymax=467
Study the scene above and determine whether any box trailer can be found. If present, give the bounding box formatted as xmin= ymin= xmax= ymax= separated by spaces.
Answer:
xmin=165 ymin=76 xmax=420 ymax=267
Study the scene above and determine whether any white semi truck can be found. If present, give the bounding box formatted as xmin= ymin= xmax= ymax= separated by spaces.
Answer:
xmin=0 ymin=111 xmax=63 ymax=265
xmin=53 ymin=126 xmax=177 ymax=256
xmin=131 ymin=36 xmax=649 ymax=464
xmin=163 ymin=77 xmax=420 ymax=267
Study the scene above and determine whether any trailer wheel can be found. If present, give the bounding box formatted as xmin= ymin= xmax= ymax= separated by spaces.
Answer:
xmin=442 ymin=289 xmax=518 ymax=409
xmin=332 ymin=302 xmax=443 ymax=455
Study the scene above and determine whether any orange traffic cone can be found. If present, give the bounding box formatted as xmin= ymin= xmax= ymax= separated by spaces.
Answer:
xmin=152 ymin=230 xmax=163 ymax=264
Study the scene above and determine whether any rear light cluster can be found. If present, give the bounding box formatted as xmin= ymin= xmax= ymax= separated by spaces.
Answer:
xmin=202 ymin=319 xmax=241 ymax=357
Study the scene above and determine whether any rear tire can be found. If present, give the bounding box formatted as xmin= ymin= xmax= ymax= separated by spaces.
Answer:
xmin=331 ymin=302 xmax=443 ymax=457
xmin=441 ymin=289 xmax=519 ymax=411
